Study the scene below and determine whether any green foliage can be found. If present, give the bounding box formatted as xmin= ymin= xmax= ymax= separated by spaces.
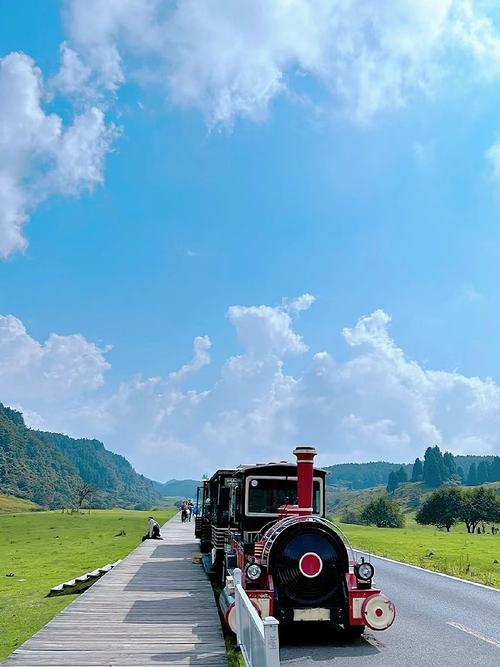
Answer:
xmin=467 ymin=462 xmax=478 ymax=486
xmin=460 ymin=486 xmax=500 ymax=533
xmin=423 ymin=446 xmax=445 ymax=487
xmin=490 ymin=456 xmax=500 ymax=482
xmin=386 ymin=471 xmax=399 ymax=494
xmin=0 ymin=509 xmax=175 ymax=661
xmin=477 ymin=461 xmax=489 ymax=485
xmin=324 ymin=461 xmax=412 ymax=489
xmin=396 ymin=466 xmax=408 ymax=483
xmin=443 ymin=452 xmax=457 ymax=478
xmin=0 ymin=402 xmax=161 ymax=509
xmin=416 ymin=486 xmax=463 ymax=531
xmin=411 ymin=457 xmax=423 ymax=482
xmin=360 ymin=496 xmax=404 ymax=528
xmin=153 ymin=479 xmax=200 ymax=498
xmin=326 ymin=454 xmax=496 ymax=493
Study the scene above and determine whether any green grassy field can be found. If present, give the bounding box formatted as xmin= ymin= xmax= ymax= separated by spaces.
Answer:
xmin=338 ymin=518 xmax=500 ymax=588
xmin=0 ymin=508 xmax=176 ymax=662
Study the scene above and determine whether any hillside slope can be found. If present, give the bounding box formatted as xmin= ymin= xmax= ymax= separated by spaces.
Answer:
xmin=327 ymin=480 xmax=500 ymax=517
xmin=0 ymin=403 xmax=161 ymax=509
xmin=152 ymin=479 xmax=200 ymax=498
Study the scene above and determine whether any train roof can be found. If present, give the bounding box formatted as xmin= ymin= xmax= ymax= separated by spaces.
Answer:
xmin=208 ymin=462 xmax=328 ymax=483
xmin=236 ymin=462 xmax=328 ymax=474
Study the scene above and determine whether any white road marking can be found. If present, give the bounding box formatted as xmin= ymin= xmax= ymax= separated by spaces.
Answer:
xmin=355 ymin=550 xmax=500 ymax=592
xmin=447 ymin=622 xmax=500 ymax=649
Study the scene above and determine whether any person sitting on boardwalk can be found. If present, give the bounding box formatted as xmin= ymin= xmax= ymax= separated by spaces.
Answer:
xmin=142 ymin=516 xmax=162 ymax=541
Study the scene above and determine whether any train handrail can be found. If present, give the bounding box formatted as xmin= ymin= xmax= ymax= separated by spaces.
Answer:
xmin=233 ymin=568 xmax=280 ymax=667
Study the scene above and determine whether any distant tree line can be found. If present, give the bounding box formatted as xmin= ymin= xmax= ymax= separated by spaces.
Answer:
xmin=386 ymin=445 xmax=500 ymax=492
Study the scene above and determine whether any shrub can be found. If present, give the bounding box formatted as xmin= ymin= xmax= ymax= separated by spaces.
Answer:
xmin=360 ymin=496 xmax=404 ymax=528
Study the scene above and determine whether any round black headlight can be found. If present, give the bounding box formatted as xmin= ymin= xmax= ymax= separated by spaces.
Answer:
xmin=246 ymin=563 xmax=262 ymax=581
xmin=355 ymin=561 xmax=374 ymax=581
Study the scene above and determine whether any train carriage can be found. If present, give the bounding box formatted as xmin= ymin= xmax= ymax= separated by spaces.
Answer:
xmin=196 ymin=446 xmax=395 ymax=638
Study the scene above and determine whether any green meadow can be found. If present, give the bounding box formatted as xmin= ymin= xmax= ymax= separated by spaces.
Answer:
xmin=0 ymin=508 xmax=175 ymax=662
xmin=338 ymin=518 xmax=500 ymax=588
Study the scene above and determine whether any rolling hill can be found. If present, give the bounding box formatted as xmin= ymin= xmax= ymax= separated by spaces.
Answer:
xmin=323 ymin=456 xmax=494 ymax=490
xmin=152 ymin=478 xmax=200 ymax=499
xmin=0 ymin=402 xmax=161 ymax=509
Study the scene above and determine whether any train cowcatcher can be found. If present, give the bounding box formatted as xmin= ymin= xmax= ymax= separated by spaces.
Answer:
xmin=194 ymin=446 xmax=395 ymax=637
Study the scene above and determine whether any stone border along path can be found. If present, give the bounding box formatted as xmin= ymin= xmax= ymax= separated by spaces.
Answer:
xmin=2 ymin=514 xmax=228 ymax=666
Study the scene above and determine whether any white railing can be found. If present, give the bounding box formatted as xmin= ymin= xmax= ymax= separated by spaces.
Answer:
xmin=233 ymin=568 xmax=280 ymax=667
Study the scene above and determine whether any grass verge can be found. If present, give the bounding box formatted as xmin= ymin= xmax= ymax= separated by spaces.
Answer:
xmin=337 ymin=518 xmax=500 ymax=587
xmin=0 ymin=508 xmax=175 ymax=661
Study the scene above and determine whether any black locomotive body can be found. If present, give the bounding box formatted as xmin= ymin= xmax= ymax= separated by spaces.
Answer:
xmin=195 ymin=447 xmax=395 ymax=636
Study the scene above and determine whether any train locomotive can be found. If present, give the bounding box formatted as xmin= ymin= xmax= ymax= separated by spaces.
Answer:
xmin=195 ymin=446 xmax=395 ymax=636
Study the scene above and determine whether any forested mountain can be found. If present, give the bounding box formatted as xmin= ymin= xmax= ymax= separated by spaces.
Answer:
xmin=153 ymin=479 xmax=200 ymax=498
xmin=0 ymin=402 xmax=161 ymax=509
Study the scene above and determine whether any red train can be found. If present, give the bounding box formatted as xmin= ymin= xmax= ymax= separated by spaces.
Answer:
xmin=195 ymin=446 xmax=395 ymax=637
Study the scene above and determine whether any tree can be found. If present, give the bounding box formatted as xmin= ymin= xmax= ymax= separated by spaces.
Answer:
xmin=433 ymin=446 xmax=447 ymax=481
xmin=396 ymin=466 xmax=408 ymax=484
xmin=456 ymin=466 xmax=465 ymax=483
xmin=386 ymin=471 xmax=399 ymax=494
xmin=477 ymin=461 xmax=489 ymax=485
xmin=416 ymin=487 xmax=463 ymax=531
xmin=466 ymin=463 xmax=478 ymax=486
xmin=423 ymin=446 xmax=443 ymax=488
xmin=411 ymin=458 xmax=423 ymax=482
xmin=361 ymin=497 xmax=404 ymax=528
xmin=459 ymin=486 xmax=500 ymax=533
xmin=443 ymin=452 xmax=456 ymax=480
xmin=75 ymin=482 xmax=96 ymax=510
xmin=489 ymin=456 xmax=500 ymax=482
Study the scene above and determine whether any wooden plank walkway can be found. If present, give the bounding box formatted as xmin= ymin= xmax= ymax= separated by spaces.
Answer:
xmin=3 ymin=515 xmax=227 ymax=666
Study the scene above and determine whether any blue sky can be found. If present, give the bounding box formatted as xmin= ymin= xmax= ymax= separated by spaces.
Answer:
xmin=2 ymin=1 xmax=500 ymax=479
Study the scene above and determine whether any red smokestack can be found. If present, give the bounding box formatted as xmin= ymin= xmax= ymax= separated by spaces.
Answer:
xmin=294 ymin=446 xmax=317 ymax=515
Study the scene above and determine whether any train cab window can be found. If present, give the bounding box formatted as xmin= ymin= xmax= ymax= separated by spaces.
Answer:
xmin=246 ymin=477 xmax=322 ymax=515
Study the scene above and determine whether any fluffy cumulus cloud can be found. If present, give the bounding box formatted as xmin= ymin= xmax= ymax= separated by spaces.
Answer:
xmin=3 ymin=296 xmax=500 ymax=479
xmin=62 ymin=0 xmax=500 ymax=125
xmin=3 ymin=2 xmax=500 ymax=256
xmin=0 ymin=52 xmax=117 ymax=257
xmin=0 ymin=315 xmax=109 ymax=401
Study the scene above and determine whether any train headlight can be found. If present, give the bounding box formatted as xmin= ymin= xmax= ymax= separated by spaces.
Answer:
xmin=356 ymin=562 xmax=374 ymax=581
xmin=246 ymin=564 xmax=262 ymax=581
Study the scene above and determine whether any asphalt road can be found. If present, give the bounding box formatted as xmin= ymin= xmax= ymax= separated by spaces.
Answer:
xmin=279 ymin=553 xmax=500 ymax=666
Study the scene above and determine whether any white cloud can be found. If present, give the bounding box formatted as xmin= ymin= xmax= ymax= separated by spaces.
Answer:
xmin=169 ymin=335 xmax=211 ymax=380
xmin=0 ymin=52 xmax=117 ymax=257
xmin=0 ymin=315 xmax=110 ymax=401
xmin=62 ymin=0 xmax=500 ymax=125
xmin=228 ymin=299 xmax=310 ymax=358
xmin=3 ymin=298 xmax=500 ymax=479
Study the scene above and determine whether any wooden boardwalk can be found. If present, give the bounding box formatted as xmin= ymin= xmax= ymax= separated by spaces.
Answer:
xmin=3 ymin=515 xmax=227 ymax=666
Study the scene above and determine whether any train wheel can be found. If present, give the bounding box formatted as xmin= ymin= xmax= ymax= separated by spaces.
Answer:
xmin=344 ymin=624 xmax=365 ymax=639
